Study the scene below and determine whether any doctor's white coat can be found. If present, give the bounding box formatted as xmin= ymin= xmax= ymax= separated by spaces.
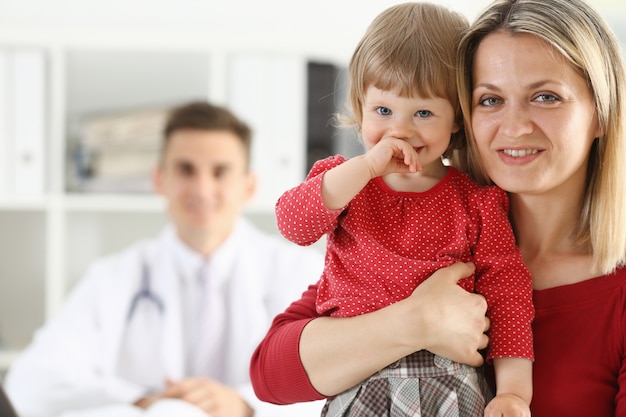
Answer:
xmin=5 ymin=218 xmax=326 ymax=417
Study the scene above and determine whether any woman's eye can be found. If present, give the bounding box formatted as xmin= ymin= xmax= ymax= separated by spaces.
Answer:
xmin=376 ymin=106 xmax=392 ymax=116
xmin=534 ymin=93 xmax=559 ymax=103
xmin=478 ymin=97 xmax=500 ymax=107
xmin=416 ymin=110 xmax=432 ymax=118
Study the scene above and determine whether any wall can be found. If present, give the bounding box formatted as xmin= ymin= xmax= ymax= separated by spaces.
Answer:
xmin=0 ymin=0 xmax=619 ymax=65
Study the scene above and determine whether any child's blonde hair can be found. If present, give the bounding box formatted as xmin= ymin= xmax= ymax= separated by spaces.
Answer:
xmin=343 ymin=2 xmax=469 ymax=154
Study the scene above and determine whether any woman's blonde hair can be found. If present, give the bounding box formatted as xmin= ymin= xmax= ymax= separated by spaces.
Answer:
xmin=457 ymin=0 xmax=626 ymax=274
xmin=343 ymin=2 xmax=469 ymax=154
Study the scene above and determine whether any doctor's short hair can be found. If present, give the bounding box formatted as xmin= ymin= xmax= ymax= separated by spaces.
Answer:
xmin=161 ymin=100 xmax=253 ymax=167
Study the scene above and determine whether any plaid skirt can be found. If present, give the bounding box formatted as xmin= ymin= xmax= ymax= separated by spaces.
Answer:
xmin=321 ymin=350 xmax=494 ymax=417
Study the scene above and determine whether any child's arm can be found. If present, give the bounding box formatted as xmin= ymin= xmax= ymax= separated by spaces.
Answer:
xmin=322 ymin=138 xmax=420 ymax=209
xmin=485 ymin=357 xmax=532 ymax=417
xmin=321 ymin=154 xmax=374 ymax=209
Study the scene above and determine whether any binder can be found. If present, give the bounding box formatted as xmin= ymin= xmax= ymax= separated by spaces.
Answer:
xmin=8 ymin=49 xmax=46 ymax=196
xmin=0 ymin=50 xmax=9 ymax=197
xmin=227 ymin=54 xmax=307 ymax=210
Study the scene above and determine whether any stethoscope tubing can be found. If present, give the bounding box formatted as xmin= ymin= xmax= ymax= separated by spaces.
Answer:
xmin=126 ymin=259 xmax=165 ymax=322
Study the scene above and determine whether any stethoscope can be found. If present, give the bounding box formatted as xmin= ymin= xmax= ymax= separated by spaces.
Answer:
xmin=118 ymin=258 xmax=167 ymax=389
xmin=126 ymin=260 xmax=165 ymax=323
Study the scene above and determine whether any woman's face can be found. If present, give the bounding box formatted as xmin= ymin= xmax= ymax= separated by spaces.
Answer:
xmin=470 ymin=32 xmax=601 ymax=197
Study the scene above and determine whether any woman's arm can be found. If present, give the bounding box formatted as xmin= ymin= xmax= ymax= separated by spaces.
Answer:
xmin=250 ymin=262 xmax=489 ymax=403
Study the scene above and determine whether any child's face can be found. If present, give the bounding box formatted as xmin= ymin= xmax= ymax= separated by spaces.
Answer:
xmin=361 ymin=86 xmax=459 ymax=169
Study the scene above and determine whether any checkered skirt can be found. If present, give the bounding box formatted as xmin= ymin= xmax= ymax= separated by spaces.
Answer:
xmin=321 ymin=350 xmax=494 ymax=417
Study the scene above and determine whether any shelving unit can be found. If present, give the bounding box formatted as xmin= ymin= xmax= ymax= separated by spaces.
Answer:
xmin=0 ymin=28 xmax=346 ymax=371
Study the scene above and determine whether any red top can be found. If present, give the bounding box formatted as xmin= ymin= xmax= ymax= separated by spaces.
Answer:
xmin=275 ymin=155 xmax=533 ymax=360
xmin=249 ymin=269 xmax=626 ymax=416
xmin=531 ymin=268 xmax=626 ymax=417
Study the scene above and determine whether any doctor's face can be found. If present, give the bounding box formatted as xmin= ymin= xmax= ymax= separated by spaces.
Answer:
xmin=153 ymin=128 xmax=255 ymax=250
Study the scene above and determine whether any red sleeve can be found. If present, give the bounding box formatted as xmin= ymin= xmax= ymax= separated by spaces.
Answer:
xmin=249 ymin=282 xmax=327 ymax=404
xmin=275 ymin=155 xmax=346 ymax=246
xmin=471 ymin=185 xmax=534 ymax=361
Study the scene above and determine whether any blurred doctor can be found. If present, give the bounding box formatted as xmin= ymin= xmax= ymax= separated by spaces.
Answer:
xmin=4 ymin=101 xmax=325 ymax=417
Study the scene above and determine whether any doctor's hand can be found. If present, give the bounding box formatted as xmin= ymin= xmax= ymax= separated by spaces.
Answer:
xmin=161 ymin=377 xmax=254 ymax=417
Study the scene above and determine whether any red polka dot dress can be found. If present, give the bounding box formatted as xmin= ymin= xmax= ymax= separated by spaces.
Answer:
xmin=276 ymin=155 xmax=534 ymax=361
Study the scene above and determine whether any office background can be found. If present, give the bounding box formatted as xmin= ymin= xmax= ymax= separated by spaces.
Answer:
xmin=0 ymin=0 xmax=623 ymax=375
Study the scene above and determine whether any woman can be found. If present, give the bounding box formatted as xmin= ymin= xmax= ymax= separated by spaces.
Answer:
xmin=457 ymin=0 xmax=626 ymax=414
xmin=249 ymin=0 xmax=626 ymax=415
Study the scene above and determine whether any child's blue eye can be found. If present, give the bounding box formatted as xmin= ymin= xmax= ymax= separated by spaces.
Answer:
xmin=416 ymin=110 xmax=432 ymax=118
xmin=376 ymin=106 xmax=392 ymax=116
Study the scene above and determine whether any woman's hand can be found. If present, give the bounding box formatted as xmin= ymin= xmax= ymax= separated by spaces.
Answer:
xmin=407 ymin=262 xmax=490 ymax=367
xmin=301 ymin=262 xmax=489 ymax=396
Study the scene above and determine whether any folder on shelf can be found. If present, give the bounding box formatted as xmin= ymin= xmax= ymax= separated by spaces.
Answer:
xmin=0 ymin=50 xmax=9 ymax=197
xmin=227 ymin=54 xmax=307 ymax=210
xmin=70 ymin=106 xmax=167 ymax=193
xmin=8 ymin=49 xmax=46 ymax=196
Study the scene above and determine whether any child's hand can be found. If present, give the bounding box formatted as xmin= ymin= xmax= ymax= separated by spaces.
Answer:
xmin=484 ymin=393 xmax=531 ymax=417
xmin=363 ymin=137 xmax=421 ymax=178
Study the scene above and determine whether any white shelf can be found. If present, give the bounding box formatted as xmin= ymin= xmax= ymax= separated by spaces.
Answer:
xmin=0 ymin=196 xmax=48 ymax=211
xmin=63 ymin=193 xmax=165 ymax=212
xmin=0 ymin=194 xmax=167 ymax=212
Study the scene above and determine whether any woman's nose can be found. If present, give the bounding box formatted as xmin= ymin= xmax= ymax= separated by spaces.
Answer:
xmin=499 ymin=103 xmax=534 ymax=139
